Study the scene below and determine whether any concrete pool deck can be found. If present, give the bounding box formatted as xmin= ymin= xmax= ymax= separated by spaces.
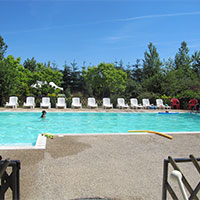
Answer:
xmin=0 ymin=134 xmax=200 ymax=200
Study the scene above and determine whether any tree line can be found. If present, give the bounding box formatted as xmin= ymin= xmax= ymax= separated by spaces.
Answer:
xmin=0 ymin=35 xmax=200 ymax=108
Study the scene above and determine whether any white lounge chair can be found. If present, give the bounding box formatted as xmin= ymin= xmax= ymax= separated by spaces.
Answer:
xmin=130 ymin=98 xmax=143 ymax=109
xmin=156 ymin=99 xmax=165 ymax=109
xmin=87 ymin=98 xmax=98 ymax=108
xmin=117 ymin=98 xmax=129 ymax=109
xmin=40 ymin=97 xmax=51 ymax=109
xmin=71 ymin=97 xmax=82 ymax=109
xmin=142 ymin=99 xmax=151 ymax=109
xmin=103 ymin=98 xmax=113 ymax=109
xmin=5 ymin=96 xmax=18 ymax=108
xmin=23 ymin=97 xmax=35 ymax=109
xmin=56 ymin=97 xmax=66 ymax=109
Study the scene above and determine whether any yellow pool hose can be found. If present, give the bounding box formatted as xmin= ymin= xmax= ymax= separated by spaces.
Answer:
xmin=128 ymin=130 xmax=173 ymax=140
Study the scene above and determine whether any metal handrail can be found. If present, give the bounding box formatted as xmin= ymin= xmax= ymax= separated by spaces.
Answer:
xmin=0 ymin=157 xmax=21 ymax=200
xmin=0 ymin=158 xmax=10 ymax=178
xmin=171 ymin=170 xmax=188 ymax=200
xmin=162 ymin=155 xmax=200 ymax=200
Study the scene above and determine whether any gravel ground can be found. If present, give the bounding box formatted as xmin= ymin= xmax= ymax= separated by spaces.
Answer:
xmin=0 ymin=133 xmax=200 ymax=200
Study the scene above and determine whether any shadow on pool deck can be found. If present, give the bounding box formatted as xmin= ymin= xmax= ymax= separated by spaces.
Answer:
xmin=46 ymin=136 xmax=92 ymax=158
xmin=0 ymin=134 xmax=200 ymax=200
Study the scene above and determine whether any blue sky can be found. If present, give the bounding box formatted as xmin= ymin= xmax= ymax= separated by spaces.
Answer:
xmin=1 ymin=0 xmax=200 ymax=69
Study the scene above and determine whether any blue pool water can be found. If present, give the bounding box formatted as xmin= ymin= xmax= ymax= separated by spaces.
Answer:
xmin=0 ymin=112 xmax=200 ymax=146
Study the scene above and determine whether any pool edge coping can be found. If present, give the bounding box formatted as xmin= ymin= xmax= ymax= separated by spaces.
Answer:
xmin=1 ymin=132 xmax=200 ymax=150
xmin=0 ymin=134 xmax=47 ymax=150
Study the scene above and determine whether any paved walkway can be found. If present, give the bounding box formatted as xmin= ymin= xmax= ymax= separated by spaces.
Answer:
xmin=0 ymin=133 xmax=200 ymax=200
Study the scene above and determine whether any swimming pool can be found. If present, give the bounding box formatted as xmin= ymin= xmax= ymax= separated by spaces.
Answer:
xmin=0 ymin=112 xmax=200 ymax=146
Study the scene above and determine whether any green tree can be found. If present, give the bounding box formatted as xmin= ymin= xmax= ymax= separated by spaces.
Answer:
xmin=143 ymin=73 xmax=165 ymax=94
xmin=165 ymin=41 xmax=199 ymax=97
xmin=142 ymin=42 xmax=162 ymax=79
xmin=23 ymin=57 xmax=37 ymax=72
xmin=70 ymin=60 xmax=82 ymax=93
xmin=15 ymin=65 xmax=33 ymax=100
xmin=132 ymin=59 xmax=143 ymax=82
xmin=0 ymin=56 xmax=19 ymax=105
xmin=142 ymin=43 xmax=163 ymax=95
xmin=124 ymin=79 xmax=142 ymax=100
xmin=61 ymin=61 xmax=83 ymax=95
xmin=114 ymin=59 xmax=124 ymax=70
xmin=124 ymin=60 xmax=143 ymax=99
xmin=192 ymin=51 xmax=200 ymax=77
xmin=162 ymin=63 xmax=200 ymax=97
xmin=0 ymin=35 xmax=8 ymax=60
xmin=174 ymin=41 xmax=192 ymax=72
xmin=61 ymin=63 xmax=72 ymax=92
xmin=36 ymin=63 xmax=63 ymax=96
xmin=83 ymin=63 xmax=127 ymax=98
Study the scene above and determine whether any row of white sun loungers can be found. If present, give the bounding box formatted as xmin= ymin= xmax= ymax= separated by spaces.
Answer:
xmin=4 ymin=96 xmax=169 ymax=109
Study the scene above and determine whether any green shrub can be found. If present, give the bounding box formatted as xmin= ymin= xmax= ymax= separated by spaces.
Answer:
xmin=47 ymin=93 xmax=57 ymax=108
xmin=161 ymin=94 xmax=172 ymax=105
xmin=137 ymin=92 xmax=160 ymax=105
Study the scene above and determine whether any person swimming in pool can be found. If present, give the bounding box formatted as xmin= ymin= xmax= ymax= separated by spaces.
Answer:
xmin=41 ymin=110 xmax=47 ymax=118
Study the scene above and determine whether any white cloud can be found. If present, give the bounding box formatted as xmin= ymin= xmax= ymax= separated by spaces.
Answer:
xmin=105 ymin=35 xmax=136 ymax=42
xmin=3 ymin=11 xmax=200 ymax=35
xmin=114 ymin=11 xmax=200 ymax=22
